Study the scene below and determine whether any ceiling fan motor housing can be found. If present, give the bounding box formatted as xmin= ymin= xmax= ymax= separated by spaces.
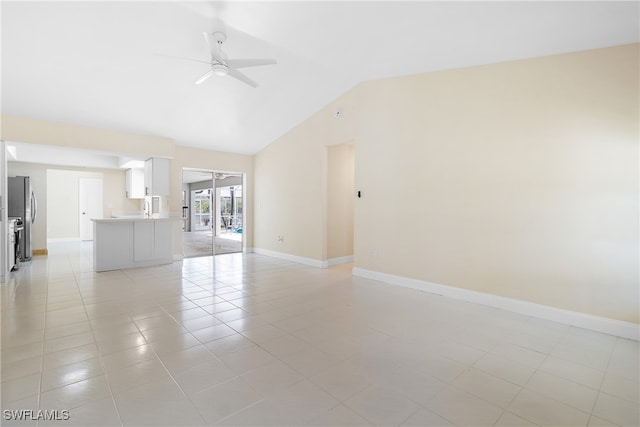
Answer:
xmin=212 ymin=31 xmax=227 ymax=45
xmin=195 ymin=25 xmax=276 ymax=87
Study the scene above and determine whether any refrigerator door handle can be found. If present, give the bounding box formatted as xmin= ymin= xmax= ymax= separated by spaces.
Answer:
xmin=31 ymin=191 xmax=37 ymax=224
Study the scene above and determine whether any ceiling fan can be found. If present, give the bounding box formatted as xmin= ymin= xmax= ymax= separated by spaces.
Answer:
xmin=190 ymin=30 xmax=276 ymax=88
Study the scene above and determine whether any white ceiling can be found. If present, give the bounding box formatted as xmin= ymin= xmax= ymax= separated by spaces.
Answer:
xmin=2 ymin=1 xmax=638 ymax=156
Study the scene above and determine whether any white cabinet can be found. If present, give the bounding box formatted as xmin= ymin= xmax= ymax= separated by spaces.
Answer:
xmin=93 ymin=218 xmax=176 ymax=272
xmin=144 ymin=158 xmax=170 ymax=197
xmin=93 ymin=221 xmax=135 ymax=271
xmin=133 ymin=220 xmax=172 ymax=262
xmin=154 ymin=220 xmax=173 ymax=259
xmin=133 ymin=220 xmax=154 ymax=261
xmin=125 ymin=168 xmax=145 ymax=199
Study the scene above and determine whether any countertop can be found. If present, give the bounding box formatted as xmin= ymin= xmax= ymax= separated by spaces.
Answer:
xmin=92 ymin=217 xmax=181 ymax=222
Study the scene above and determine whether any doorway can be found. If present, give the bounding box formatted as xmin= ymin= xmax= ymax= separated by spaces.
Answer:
xmin=182 ymin=169 xmax=243 ymax=258
xmin=79 ymin=178 xmax=103 ymax=241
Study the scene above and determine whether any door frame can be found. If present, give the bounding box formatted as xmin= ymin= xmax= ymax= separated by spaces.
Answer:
xmin=182 ymin=168 xmax=245 ymax=257
xmin=79 ymin=178 xmax=103 ymax=241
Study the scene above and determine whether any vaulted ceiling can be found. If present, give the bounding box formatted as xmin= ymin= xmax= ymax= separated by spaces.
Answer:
xmin=2 ymin=1 xmax=638 ymax=155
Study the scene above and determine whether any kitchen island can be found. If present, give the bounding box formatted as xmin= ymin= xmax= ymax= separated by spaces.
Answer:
xmin=92 ymin=218 xmax=178 ymax=272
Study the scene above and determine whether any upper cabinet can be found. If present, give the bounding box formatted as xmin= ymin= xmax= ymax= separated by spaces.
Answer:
xmin=144 ymin=157 xmax=170 ymax=197
xmin=125 ymin=168 xmax=145 ymax=199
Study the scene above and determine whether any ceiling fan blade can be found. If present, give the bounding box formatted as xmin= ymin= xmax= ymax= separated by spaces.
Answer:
xmin=203 ymin=31 xmax=215 ymax=55
xmin=227 ymin=69 xmax=258 ymax=88
xmin=226 ymin=58 xmax=277 ymax=69
xmin=154 ymin=53 xmax=210 ymax=65
xmin=195 ymin=68 xmax=215 ymax=85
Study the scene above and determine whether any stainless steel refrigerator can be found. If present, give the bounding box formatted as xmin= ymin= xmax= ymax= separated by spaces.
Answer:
xmin=8 ymin=176 xmax=37 ymax=261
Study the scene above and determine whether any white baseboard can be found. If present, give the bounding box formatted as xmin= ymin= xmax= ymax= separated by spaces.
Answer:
xmin=47 ymin=238 xmax=81 ymax=242
xmin=352 ymin=267 xmax=639 ymax=341
xmin=328 ymin=256 xmax=354 ymax=266
xmin=252 ymin=248 xmax=325 ymax=268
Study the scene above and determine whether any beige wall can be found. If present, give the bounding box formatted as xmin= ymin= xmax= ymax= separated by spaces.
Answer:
xmin=253 ymin=90 xmax=359 ymax=260
xmin=356 ymin=44 xmax=638 ymax=323
xmin=327 ymin=143 xmax=354 ymax=260
xmin=2 ymin=115 xmax=174 ymax=158
xmin=7 ymin=163 xmax=141 ymax=246
xmin=46 ymin=168 xmax=140 ymax=239
xmin=47 ymin=169 xmax=101 ymax=239
xmin=254 ymin=44 xmax=639 ymax=323
xmin=2 ymin=45 xmax=637 ymax=323
xmin=1 ymin=119 xmax=254 ymax=256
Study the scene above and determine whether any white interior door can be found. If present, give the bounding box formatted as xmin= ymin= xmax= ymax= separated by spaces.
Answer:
xmin=79 ymin=178 xmax=103 ymax=241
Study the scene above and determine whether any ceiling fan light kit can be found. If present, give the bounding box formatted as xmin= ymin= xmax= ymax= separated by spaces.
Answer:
xmin=210 ymin=63 xmax=229 ymax=77
xmin=192 ymin=29 xmax=276 ymax=88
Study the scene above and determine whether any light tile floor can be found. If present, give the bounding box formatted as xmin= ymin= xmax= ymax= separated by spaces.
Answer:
xmin=182 ymin=231 xmax=242 ymax=258
xmin=1 ymin=242 xmax=638 ymax=427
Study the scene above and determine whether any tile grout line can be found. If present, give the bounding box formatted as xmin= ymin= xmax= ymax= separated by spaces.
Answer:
xmin=10 ymin=243 xmax=637 ymax=427
xmin=37 ymin=248 xmax=79 ymax=425
xmin=585 ymin=337 xmax=622 ymax=427
xmin=36 ymin=258 xmax=51 ymax=424
xmin=72 ymin=259 xmax=125 ymax=427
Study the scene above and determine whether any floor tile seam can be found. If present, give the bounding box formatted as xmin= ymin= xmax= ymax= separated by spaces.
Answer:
xmin=43 ymin=331 xmax=99 ymax=356
xmin=508 ymin=386 xmax=596 ymax=425
xmin=316 ymin=400 xmax=368 ymax=426
xmin=156 ymin=352 xmax=270 ymax=425
xmin=528 ymin=363 xmax=605 ymax=395
xmin=341 ymin=383 xmax=428 ymax=427
xmin=588 ymin=388 xmax=637 ymax=427
xmin=36 ymin=278 xmax=53 ymax=412
xmin=367 ymin=379 xmax=436 ymax=410
xmin=124 ymin=320 xmax=216 ymax=426
xmin=156 ymin=304 xmax=206 ymax=331
xmin=486 ymin=340 xmax=549 ymax=365
xmin=251 ymin=331 xmax=342 ymax=372
xmin=491 ymin=409 xmax=537 ymax=427
xmin=38 ymin=356 xmax=106 ymax=394
xmin=306 ymin=369 xmax=372 ymax=404
xmin=470 ymin=358 xmax=535 ymax=390
xmin=597 ymin=338 xmax=619 ymax=396
xmin=75 ymin=346 xmax=124 ymax=426
xmin=546 ymin=350 xmax=614 ymax=375
xmin=71 ymin=272 xmax=125 ymax=427
xmin=401 ymin=404 xmax=458 ymax=427
xmin=427 ymin=330 xmax=497 ymax=356
xmin=554 ymin=338 xmax=617 ymax=357
xmin=224 ymin=321 xmax=274 ymax=339
xmin=183 ymin=325 xmax=239 ymax=365
xmin=594 ymin=384 xmax=640 ymax=404
xmin=9 ymin=263 xmax=46 ymax=408
xmin=42 ymin=321 xmax=92 ymax=342
xmin=501 ymin=387 xmax=548 ymax=427
xmin=256 ymin=342 xmax=320 ymax=373
xmin=167 ymin=309 xmax=220 ymax=329
xmin=0 ymin=352 xmax=44 ymax=409
xmin=429 ymin=370 xmax=520 ymax=412
xmin=202 ymin=388 xmax=267 ymax=426
xmin=185 ymin=296 xmax=244 ymax=315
